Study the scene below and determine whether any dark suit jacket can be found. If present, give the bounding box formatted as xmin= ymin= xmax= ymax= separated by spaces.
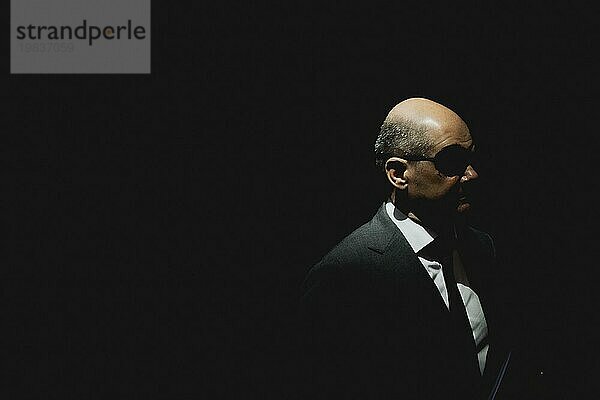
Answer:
xmin=298 ymin=204 xmax=511 ymax=399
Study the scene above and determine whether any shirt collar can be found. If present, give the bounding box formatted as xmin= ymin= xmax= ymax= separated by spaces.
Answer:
xmin=385 ymin=200 xmax=438 ymax=254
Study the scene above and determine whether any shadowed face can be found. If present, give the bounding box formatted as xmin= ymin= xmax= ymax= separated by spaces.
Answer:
xmin=405 ymin=121 xmax=478 ymax=214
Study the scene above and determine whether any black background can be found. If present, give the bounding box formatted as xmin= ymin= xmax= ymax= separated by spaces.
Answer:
xmin=5 ymin=3 xmax=598 ymax=399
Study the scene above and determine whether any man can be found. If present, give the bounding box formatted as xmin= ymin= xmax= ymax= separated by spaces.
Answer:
xmin=299 ymin=98 xmax=510 ymax=399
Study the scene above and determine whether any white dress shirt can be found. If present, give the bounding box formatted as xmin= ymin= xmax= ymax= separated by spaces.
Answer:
xmin=385 ymin=201 xmax=489 ymax=374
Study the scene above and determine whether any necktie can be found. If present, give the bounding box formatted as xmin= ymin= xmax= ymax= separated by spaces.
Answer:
xmin=421 ymin=238 xmax=483 ymax=398
xmin=442 ymin=249 xmax=481 ymax=380
xmin=420 ymin=238 xmax=478 ymax=351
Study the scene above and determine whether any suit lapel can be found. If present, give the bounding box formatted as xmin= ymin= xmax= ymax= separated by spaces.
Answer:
xmin=458 ymin=227 xmax=509 ymax=391
xmin=366 ymin=204 xmax=450 ymax=313
xmin=457 ymin=228 xmax=495 ymax=331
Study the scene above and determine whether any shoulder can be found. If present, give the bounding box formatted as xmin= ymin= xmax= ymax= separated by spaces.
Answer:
xmin=308 ymin=206 xmax=405 ymax=274
xmin=301 ymin=211 xmax=410 ymax=299
xmin=319 ymin=221 xmax=374 ymax=265
xmin=302 ymin=221 xmax=374 ymax=288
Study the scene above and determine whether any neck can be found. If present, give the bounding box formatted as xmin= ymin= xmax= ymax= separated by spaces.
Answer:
xmin=390 ymin=191 xmax=463 ymax=240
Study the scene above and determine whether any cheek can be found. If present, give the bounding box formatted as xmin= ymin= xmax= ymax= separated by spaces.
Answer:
xmin=440 ymin=177 xmax=460 ymax=194
xmin=428 ymin=175 xmax=459 ymax=198
xmin=408 ymin=166 xmax=458 ymax=196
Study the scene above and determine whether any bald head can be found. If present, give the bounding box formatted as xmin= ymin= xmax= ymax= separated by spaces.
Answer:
xmin=374 ymin=98 xmax=470 ymax=171
xmin=384 ymin=98 xmax=468 ymax=137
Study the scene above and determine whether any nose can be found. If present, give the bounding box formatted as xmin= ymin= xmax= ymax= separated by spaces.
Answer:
xmin=460 ymin=165 xmax=479 ymax=182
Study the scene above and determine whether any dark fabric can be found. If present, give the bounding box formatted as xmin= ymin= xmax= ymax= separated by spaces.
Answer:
xmin=297 ymin=204 xmax=511 ymax=399
xmin=442 ymin=251 xmax=482 ymax=390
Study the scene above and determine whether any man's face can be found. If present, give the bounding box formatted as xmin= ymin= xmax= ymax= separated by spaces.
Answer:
xmin=404 ymin=124 xmax=478 ymax=215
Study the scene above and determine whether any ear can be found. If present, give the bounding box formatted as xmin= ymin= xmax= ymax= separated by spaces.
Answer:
xmin=385 ymin=157 xmax=408 ymax=190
